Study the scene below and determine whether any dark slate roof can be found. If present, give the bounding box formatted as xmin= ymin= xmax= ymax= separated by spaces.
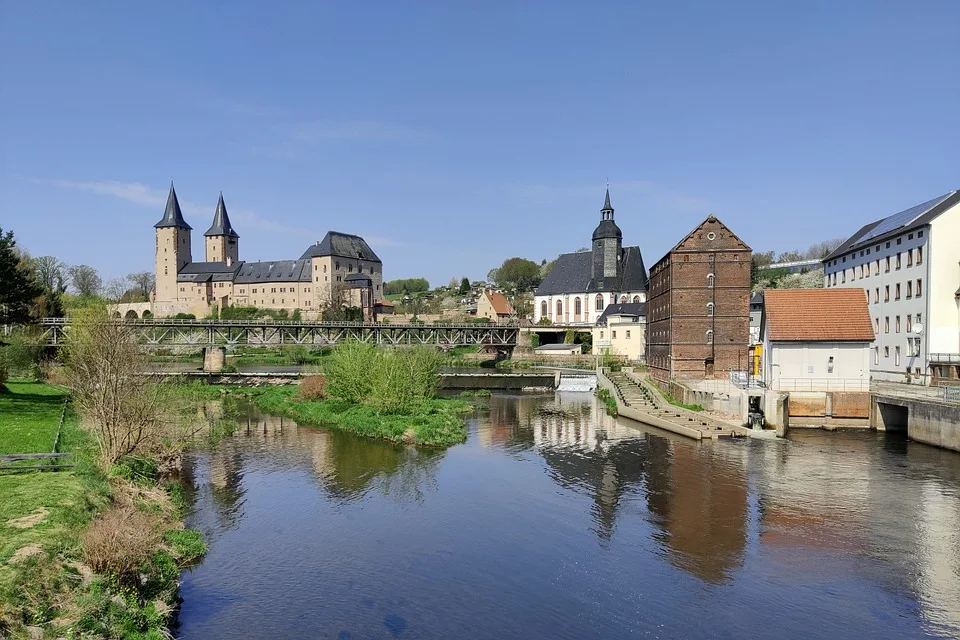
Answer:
xmin=234 ymin=260 xmax=312 ymax=283
xmin=537 ymin=246 xmax=648 ymax=295
xmin=535 ymin=343 xmax=582 ymax=351
xmin=750 ymin=292 xmax=764 ymax=305
xmin=344 ymin=273 xmax=373 ymax=288
xmin=300 ymin=231 xmax=381 ymax=263
xmin=154 ymin=183 xmax=192 ymax=230
xmin=204 ymin=193 xmax=238 ymax=238
xmin=596 ymin=302 xmax=646 ymax=326
xmin=176 ymin=261 xmax=243 ymax=284
xmin=592 ymin=219 xmax=622 ymax=241
xmin=602 ymin=188 xmax=613 ymax=212
xmin=823 ymin=190 xmax=960 ymax=262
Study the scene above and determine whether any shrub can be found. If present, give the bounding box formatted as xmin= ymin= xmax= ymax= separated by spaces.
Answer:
xmin=530 ymin=334 xmax=540 ymax=349
xmin=298 ymin=375 xmax=327 ymax=400
xmin=173 ymin=313 xmax=196 ymax=319
xmin=283 ymin=345 xmax=310 ymax=365
xmin=82 ymin=506 xmax=164 ymax=582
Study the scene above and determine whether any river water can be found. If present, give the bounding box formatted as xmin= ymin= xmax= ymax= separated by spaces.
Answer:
xmin=176 ymin=392 xmax=960 ymax=639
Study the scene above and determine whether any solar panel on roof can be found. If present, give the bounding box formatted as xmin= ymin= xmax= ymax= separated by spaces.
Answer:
xmin=858 ymin=193 xmax=952 ymax=244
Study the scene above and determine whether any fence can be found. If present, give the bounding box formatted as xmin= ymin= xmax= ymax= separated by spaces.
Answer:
xmin=872 ymin=380 xmax=960 ymax=405
xmin=773 ymin=378 xmax=870 ymax=392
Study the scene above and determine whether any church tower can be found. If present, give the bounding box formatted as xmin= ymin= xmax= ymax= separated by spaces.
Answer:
xmin=204 ymin=193 xmax=239 ymax=264
xmin=591 ymin=188 xmax=623 ymax=280
xmin=154 ymin=182 xmax=192 ymax=303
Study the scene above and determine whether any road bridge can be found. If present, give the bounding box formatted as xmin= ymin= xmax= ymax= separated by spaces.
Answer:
xmin=32 ymin=318 xmax=519 ymax=351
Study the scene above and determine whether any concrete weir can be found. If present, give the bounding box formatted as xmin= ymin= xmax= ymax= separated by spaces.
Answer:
xmin=871 ymin=391 xmax=960 ymax=453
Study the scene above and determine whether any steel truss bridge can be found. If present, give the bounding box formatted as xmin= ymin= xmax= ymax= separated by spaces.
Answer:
xmin=32 ymin=318 xmax=519 ymax=350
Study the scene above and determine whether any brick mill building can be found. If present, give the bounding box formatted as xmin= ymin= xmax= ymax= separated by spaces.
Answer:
xmin=646 ymin=215 xmax=752 ymax=382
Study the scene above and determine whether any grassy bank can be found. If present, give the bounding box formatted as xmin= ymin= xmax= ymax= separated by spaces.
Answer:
xmin=256 ymin=386 xmax=471 ymax=447
xmin=0 ymin=380 xmax=205 ymax=638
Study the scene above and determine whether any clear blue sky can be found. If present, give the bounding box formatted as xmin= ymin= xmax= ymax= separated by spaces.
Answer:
xmin=2 ymin=1 xmax=958 ymax=287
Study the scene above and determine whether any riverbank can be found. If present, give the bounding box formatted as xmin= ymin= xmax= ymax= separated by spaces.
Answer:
xmin=256 ymin=386 xmax=472 ymax=447
xmin=0 ymin=379 xmax=205 ymax=638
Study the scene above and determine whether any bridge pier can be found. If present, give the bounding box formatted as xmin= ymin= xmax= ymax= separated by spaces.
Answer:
xmin=203 ymin=346 xmax=226 ymax=373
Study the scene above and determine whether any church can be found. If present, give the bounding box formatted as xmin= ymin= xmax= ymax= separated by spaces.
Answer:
xmin=121 ymin=183 xmax=384 ymax=319
xmin=533 ymin=189 xmax=648 ymax=325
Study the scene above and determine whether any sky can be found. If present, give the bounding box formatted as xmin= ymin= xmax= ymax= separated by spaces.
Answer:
xmin=1 ymin=1 xmax=958 ymax=288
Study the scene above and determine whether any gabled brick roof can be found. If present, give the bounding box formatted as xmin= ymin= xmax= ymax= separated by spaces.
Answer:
xmin=763 ymin=289 xmax=874 ymax=342
xmin=485 ymin=290 xmax=516 ymax=316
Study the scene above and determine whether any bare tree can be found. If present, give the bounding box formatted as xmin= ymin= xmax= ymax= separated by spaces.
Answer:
xmin=65 ymin=306 xmax=165 ymax=469
xmin=103 ymin=278 xmax=130 ymax=303
xmin=68 ymin=264 xmax=102 ymax=297
xmin=31 ymin=256 xmax=68 ymax=293
xmin=127 ymin=271 xmax=155 ymax=301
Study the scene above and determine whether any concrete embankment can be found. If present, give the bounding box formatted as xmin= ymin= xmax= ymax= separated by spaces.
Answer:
xmin=598 ymin=369 xmax=754 ymax=441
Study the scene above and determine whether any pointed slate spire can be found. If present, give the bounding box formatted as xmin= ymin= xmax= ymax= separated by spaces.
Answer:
xmin=602 ymin=187 xmax=613 ymax=212
xmin=204 ymin=192 xmax=239 ymax=238
xmin=154 ymin=182 xmax=192 ymax=230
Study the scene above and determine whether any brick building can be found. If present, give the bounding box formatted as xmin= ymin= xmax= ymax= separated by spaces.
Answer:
xmin=647 ymin=215 xmax=752 ymax=382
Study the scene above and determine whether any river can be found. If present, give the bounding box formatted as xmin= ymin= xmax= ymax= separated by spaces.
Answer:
xmin=175 ymin=392 xmax=960 ymax=639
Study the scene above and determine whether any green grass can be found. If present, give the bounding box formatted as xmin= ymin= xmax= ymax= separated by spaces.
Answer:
xmin=0 ymin=379 xmax=71 ymax=454
xmin=256 ymin=386 xmax=471 ymax=447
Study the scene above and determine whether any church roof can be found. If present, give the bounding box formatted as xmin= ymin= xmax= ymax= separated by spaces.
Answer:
xmin=592 ymin=188 xmax=621 ymax=241
xmin=204 ymin=193 xmax=239 ymax=238
xmin=234 ymin=260 xmax=312 ymax=283
xmin=154 ymin=182 xmax=192 ymax=230
xmin=300 ymin=231 xmax=381 ymax=263
xmin=537 ymin=246 xmax=648 ymax=295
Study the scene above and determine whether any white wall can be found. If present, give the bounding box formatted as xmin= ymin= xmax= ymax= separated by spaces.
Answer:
xmin=928 ymin=205 xmax=960 ymax=355
xmin=764 ymin=341 xmax=870 ymax=391
xmin=592 ymin=316 xmax=646 ymax=360
xmin=534 ymin=291 xmax=646 ymax=325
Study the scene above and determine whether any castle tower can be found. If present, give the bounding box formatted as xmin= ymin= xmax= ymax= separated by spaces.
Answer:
xmin=591 ymin=188 xmax=623 ymax=280
xmin=204 ymin=193 xmax=239 ymax=264
xmin=154 ymin=182 xmax=192 ymax=302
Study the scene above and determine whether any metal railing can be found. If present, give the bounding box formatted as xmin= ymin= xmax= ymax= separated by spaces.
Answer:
xmin=872 ymin=380 xmax=960 ymax=405
xmin=773 ymin=378 xmax=870 ymax=392
xmin=930 ymin=353 xmax=960 ymax=365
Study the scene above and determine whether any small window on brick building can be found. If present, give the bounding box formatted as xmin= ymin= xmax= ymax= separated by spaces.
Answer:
xmin=707 ymin=273 xmax=715 ymax=287
xmin=706 ymin=302 xmax=714 ymax=316
xmin=706 ymin=330 xmax=713 ymax=344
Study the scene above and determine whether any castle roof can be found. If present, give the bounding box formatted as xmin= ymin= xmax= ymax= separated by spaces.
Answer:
xmin=592 ymin=188 xmax=622 ymax=241
xmin=300 ymin=231 xmax=381 ymax=263
xmin=176 ymin=260 xmax=243 ymax=283
xmin=234 ymin=260 xmax=312 ymax=284
xmin=204 ymin=193 xmax=238 ymax=238
xmin=537 ymin=246 xmax=648 ymax=295
xmin=154 ymin=182 xmax=192 ymax=230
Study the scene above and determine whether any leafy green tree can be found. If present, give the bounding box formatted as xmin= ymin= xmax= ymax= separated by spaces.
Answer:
xmin=383 ymin=278 xmax=430 ymax=295
xmin=492 ymin=257 xmax=542 ymax=292
xmin=458 ymin=277 xmax=470 ymax=295
xmin=0 ymin=227 xmax=43 ymax=324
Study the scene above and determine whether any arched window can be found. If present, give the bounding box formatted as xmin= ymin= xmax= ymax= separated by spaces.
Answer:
xmin=556 ymin=300 xmax=563 ymax=317
xmin=574 ymin=297 xmax=582 ymax=316
xmin=336 ymin=261 xmax=341 ymax=271
xmin=706 ymin=330 xmax=714 ymax=344
xmin=707 ymin=273 xmax=715 ymax=287
xmin=632 ymin=295 xmax=641 ymax=303
xmin=595 ymin=294 xmax=604 ymax=311
xmin=541 ymin=301 xmax=548 ymax=317
xmin=620 ymin=295 xmax=627 ymax=303
xmin=706 ymin=302 xmax=715 ymax=316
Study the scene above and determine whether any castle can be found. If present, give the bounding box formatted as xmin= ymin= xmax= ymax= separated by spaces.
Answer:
xmin=118 ymin=183 xmax=384 ymax=319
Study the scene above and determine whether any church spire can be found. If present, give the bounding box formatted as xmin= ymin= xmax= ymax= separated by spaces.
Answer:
xmin=154 ymin=181 xmax=192 ymax=229
xmin=204 ymin=192 xmax=239 ymax=238
xmin=601 ymin=187 xmax=614 ymax=220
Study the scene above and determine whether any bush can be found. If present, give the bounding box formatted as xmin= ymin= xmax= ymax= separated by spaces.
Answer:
xmin=82 ymin=506 xmax=164 ymax=583
xmin=298 ymin=375 xmax=326 ymax=400
xmin=323 ymin=342 xmax=445 ymax=413
xmin=530 ymin=334 xmax=540 ymax=349
xmin=537 ymin=317 xmax=552 ymax=325
xmin=172 ymin=313 xmax=196 ymax=319
xmin=283 ymin=345 xmax=310 ymax=365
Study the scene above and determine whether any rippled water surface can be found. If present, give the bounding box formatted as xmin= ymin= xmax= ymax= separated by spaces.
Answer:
xmin=176 ymin=393 xmax=960 ymax=639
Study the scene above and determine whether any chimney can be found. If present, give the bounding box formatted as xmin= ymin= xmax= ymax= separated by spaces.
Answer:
xmin=226 ymin=257 xmax=232 ymax=267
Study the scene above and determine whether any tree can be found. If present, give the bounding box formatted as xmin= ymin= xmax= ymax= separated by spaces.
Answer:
xmin=383 ymin=278 xmax=429 ymax=296
xmin=492 ymin=257 xmax=542 ymax=292
xmin=0 ymin=227 xmax=43 ymax=325
xmin=31 ymin=256 xmax=68 ymax=293
xmin=458 ymin=277 xmax=470 ymax=295
xmin=103 ymin=278 xmax=130 ymax=303
xmin=127 ymin=271 xmax=155 ymax=301
xmin=68 ymin=264 xmax=102 ymax=297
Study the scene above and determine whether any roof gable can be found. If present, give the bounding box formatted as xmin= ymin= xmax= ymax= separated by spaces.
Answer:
xmin=762 ymin=289 xmax=874 ymax=342
xmin=672 ymin=215 xmax=750 ymax=253
xmin=484 ymin=290 xmax=516 ymax=316
xmin=300 ymin=231 xmax=381 ymax=263
xmin=537 ymin=246 xmax=648 ymax=296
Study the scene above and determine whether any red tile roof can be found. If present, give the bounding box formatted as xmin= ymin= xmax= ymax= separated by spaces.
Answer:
xmin=763 ymin=289 xmax=874 ymax=342
xmin=485 ymin=290 xmax=516 ymax=316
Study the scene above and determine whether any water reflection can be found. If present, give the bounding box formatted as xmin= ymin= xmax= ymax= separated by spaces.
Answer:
xmin=178 ymin=392 xmax=960 ymax=639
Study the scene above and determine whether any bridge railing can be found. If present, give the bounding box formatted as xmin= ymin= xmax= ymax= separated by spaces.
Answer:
xmin=39 ymin=318 xmax=523 ymax=329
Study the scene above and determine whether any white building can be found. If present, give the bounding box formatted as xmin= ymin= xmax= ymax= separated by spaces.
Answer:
xmin=593 ymin=303 xmax=646 ymax=362
xmin=534 ymin=189 xmax=648 ymax=326
xmin=823 ymin=190 xmax=960 ymax=385
xmin=760 ymin=289 xmax=874 ymax=391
